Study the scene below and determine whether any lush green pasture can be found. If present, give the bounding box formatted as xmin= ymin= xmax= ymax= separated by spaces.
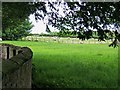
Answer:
xmin=2 ymin=41 xmax=118 ymax=88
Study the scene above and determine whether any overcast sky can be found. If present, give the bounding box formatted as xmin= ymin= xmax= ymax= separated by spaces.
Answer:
xmin=29 ymin=14 xmax=47 ymax=34
xmin=29 ymin=14 xmax=59 ymax=34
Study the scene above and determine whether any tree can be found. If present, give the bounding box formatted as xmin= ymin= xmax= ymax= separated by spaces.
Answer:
xmin=0 ymin=30 xmax=2 ymax=38
xmin=44 ymin=2 xmax=120 ymax=47
xmin=2 ymin=19 xmax=34 ymax=40
xmin=2 ymin=2 xmax=46 ymax=31
xmin=2 ymin=1 xmax=120 ymax=47
xmin=2 ymin=2 xmax=46 ymax=40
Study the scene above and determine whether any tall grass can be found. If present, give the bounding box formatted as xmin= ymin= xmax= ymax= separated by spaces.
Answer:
xmin=2 ymin=41 xmax=118 ymax=88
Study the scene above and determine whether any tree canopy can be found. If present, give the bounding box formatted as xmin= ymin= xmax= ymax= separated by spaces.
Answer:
xmin=2 ymin=1 xmax=120 ymax=47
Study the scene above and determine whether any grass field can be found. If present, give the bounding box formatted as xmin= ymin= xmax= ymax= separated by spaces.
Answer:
xmin=2 ymin=41 xmax=118 ymax=88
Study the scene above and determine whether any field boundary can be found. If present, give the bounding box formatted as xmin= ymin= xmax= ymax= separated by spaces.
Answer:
xmin=22 ymin=36 xmax=113 ymax=44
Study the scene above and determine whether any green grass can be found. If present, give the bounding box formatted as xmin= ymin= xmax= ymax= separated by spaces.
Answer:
xmin=2 ymin=41 xmax=118 ymax=88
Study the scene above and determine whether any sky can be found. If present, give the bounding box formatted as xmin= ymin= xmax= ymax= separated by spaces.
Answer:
xmin=29 ymin=15 xmax=47 ymax=34
xmin=29 ymin=14 xmax=59 ymax=34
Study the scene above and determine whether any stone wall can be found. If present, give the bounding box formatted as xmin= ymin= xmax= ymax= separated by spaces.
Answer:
xmin=0 ymin=43 xmax=33 ymax=88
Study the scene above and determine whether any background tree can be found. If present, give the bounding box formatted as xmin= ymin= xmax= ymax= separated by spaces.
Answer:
xmin=2 ymin=1 xmax=120 ymax=47
xmin=2 ymin=19 xmax=33 ymax=40
xmin=2 ymin=2 xmax=46 ymax=40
